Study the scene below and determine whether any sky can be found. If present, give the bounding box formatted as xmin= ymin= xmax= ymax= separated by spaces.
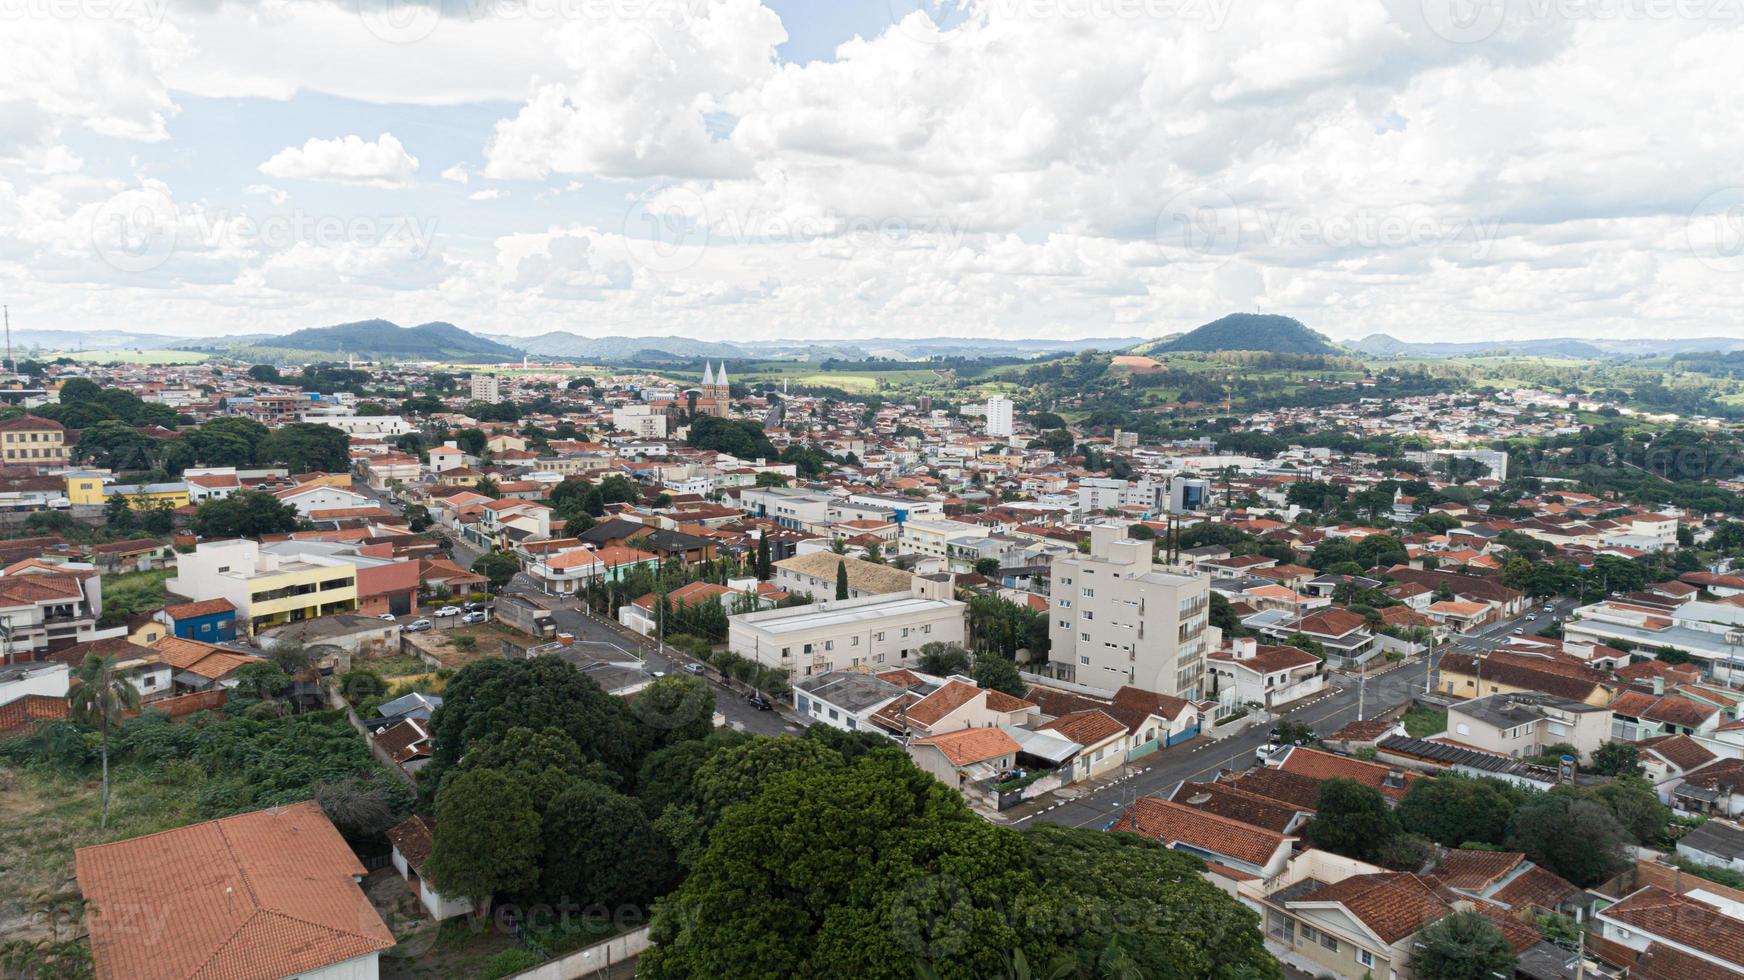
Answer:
xmin=2 ymin=0 xmax=1743 ymax=344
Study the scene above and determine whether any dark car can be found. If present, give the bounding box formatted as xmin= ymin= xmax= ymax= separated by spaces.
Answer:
xmin=746 ymin=694 xmax=773 ymax=711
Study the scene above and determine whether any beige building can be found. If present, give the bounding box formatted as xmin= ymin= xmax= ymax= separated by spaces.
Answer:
xmin=729 ymin=574 xmax=966 ymax=678
xmin=772 ymin=552 xmax=914 ymax=601
xmin=1046 ymin=525 xmax=1212 ymax=699
xmin=1446 ymin=692 xmax=1612 ymax=763
xmin=0 ymin=415 xmax=68 ymax=466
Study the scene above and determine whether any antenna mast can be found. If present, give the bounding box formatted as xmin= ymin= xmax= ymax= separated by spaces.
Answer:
xmin=3 ymin=305 xmax=10 ymax=372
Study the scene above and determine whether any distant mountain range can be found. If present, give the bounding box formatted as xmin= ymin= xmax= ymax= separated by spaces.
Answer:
xmin=248 ymin=320 xmax=523 ymax=362
xmin=1352 ymin=334 xmax=1744 ymax=358
xmin=1140 ymin=314 xmax=1340 ymax=355
xmin=14 ymin=317 xmax=1744 ymax=363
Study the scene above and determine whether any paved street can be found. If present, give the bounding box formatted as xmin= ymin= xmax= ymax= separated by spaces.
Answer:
xmin=1015 ymin=596 xmax=1566 ymax=829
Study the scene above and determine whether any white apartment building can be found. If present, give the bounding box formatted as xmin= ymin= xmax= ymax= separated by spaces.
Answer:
xmin=985 ymin=395 xmax=1015 ymax=438
xmin=612 ymin=404 xmax=669 ymax=438
xmin=1047 ymin=525 xmax=1213 ymax=699
xmin=1078 ymin=477 xmax=1163 ymax=516
xmin=739 ymin=486 xmax=834 ymax=530
xmin=305 ymin=415 xmax=411 ymax=437
xmin=729 ymin=575 xmax=967 ymax=678
xmin=898 ymin=517 xmax=985 ymax=562
xmin=470 ymin=374 xmax=501 ymax=402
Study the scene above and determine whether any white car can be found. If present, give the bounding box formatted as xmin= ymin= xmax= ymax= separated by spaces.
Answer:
xmin=377 ymin=613 xmax=396 ymax=621
xmin=433 ymin=606 xmax=462 ymax=618
xmin=461 ymin=610 xmax=487 ymax=625
xmin=404 ymin=619 xmax=433 ymax=633
xmin=1526 ymin=614 xmax=1537 ymax=621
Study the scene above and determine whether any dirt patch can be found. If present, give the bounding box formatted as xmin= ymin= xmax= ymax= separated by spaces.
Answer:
xmin=403 ymin=622 xmax=523 ymax=670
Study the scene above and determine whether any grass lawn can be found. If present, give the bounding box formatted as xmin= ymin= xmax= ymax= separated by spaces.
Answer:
xmin=101 ymin=567 xmax=175 ymax=618
xmin=1403 ymin=705 xmax=1447 ymax=738
xmin=0 ymin=763 xmax=206 ymax=941
xmin=359 ymin=654 xmax=435 ymax=678
xmin=42 ymin=349 xmax=210 ymax=365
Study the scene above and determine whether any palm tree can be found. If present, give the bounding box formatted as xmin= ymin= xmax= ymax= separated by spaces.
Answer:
xmin=829 ymin=538 xmax=849 ymax=555
xmin=69 ymin=654 xmax=140 ymax=830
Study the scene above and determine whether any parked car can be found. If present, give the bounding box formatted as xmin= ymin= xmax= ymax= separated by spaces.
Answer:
xmin=650 ymin=670 xmax=666 ymax=679
xmin=684 ymin=663 xmax=707 ymax=676
xmin=404 ymin=619 xmax=433 ymax=632
xmin=1255 ymin=744 xmax=1274 ymax=763
xmin=746 ymin=694 xmax=773 ymax=711
xmin=1526 ymin=614 xmax=1537 ymax=621
xmin=377 ymin=613 xmax=396 ymax=621
xmin=461 ymin=611 xmax=487 ymax=624
xmin=464 ymin=601 xmax=488 ymax=612
xmin=1512 ymin=627 xmax=1525 ymax=634
xmin=433 ymin=605 xmax=462 ymax=618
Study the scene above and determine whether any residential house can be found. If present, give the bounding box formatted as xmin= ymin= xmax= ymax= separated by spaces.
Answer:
xmin=772 ymin=551 xmax=914 ymax=600
xmin=1207 ymin=637 xmax=1325 ymax=710
xmin=75 ymin=801 xmax=396 ymax=980
xmin=1595 ymin=885 xmax=1744 ymax=977
xmin=1675 ymin=820 xmax=1744 ymax=876
xmin=907 ymin=727 xmax=1022 ymax=795
xmin=730 ymin=574 xmax=968 ymax=679
xmin=169 ymin=539 xmax=358 ymax=636
xmin=1111 ymin=796 xmax=1297 ymax=890
xmin=1445 ymin=692 xmax=1613 ymax=763
xmin=156 ymin=598 xmax=238 ymax=643
xmin=386 ymin=815 xmax=471 ymax=920
xmin=0 ymin=559 xmax=107 ymax=654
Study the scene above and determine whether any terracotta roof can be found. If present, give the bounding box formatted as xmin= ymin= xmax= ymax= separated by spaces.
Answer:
xmin=911 ymin=726 xmax=1020 ymax=766
xmin=1210 ymin=643 xmax=1320 ymax=674
xmin=385 ymin=814 xmax=436 ymax=874
xmin=1276 ymin=746 xmax=1419 ymax=799
xmin=75 ymin=801 xmax=396 ymax=980
xmin=162 ymin=598 xmax=237 ymax=620
xmin=1601 ymin=885 xmax=1744 ymax=972
xmin=1438 ymin=651 xmax=1606 ymax=702
xmin=1171 ymin=781 xmax=1302 ymax=833
xmin=1491 ymin=863 xmax=1580 ymax=913
xmin=1035 ymin=708 xmax=1127 ymax=747
xmin=1112 ymin=796 xmax=1291 ymax=868
xmin=0 ymin=692 xmax=69 ymax=732
xmin=1472 ymin=901 xmax=1544 ymax=954
xmin=1430 ymin=849 xmax=1526 ymax=890
xmin=1221 ymin=767 xmax=1325 ymax=811
xmin=1635 ymin=942 xmax=1744 ymax=980
xmin=904 ymin=680 xmax=985 ymax=728
xmin=1638 ymin=733 xmax=1718 ymax=772
xmin=152 ymin=637 xmax=259 ymax=680
xmin=0 ymin=571 xmax=86 ymax=606
xmin=981 ymin=688 xmax=1035 ymax=713
xmin=1290 ymin=873 xmax=1450 ymax=944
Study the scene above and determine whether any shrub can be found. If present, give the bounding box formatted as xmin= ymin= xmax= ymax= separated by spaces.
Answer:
xmin=481 ymin=948 xmax=542 ymax=980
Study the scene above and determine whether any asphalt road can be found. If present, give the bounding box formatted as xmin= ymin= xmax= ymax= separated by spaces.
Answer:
xmin=1015 ymin=597 xmax=1569 ymax=830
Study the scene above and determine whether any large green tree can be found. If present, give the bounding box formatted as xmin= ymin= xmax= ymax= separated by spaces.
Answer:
xmin=1397 ymin=774 xmax=1526 ymax=848
xmin=1408 ymin=911 xmax=1517 ymax=980
xmin=1506 ymin=793 xmax=1629 ymax=886
xmin=535 ymin=781 xmax=674 ymax=911
xmin=1306 ymin=778 xmax=1400 ymax=862
xmin=424 ymin=768 xmax=541 ymax=910
xmin=192 ymin=490 xmax=301 ymax=538
xmin=258 ymin=422 xmax=350 ymax=473
xmin=428 ymin=656 xmax=636 ymax=786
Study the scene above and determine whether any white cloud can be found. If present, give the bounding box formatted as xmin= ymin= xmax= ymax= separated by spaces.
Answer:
xmin=259 ymin=133 xmax=419 ymax=188
xmin=468 ymin=188 xmax=501 ymax=201
xmin=441 ymin=164 xmax=469 ymax=184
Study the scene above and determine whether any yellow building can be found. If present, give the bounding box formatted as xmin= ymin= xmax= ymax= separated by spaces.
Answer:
xmin=168 ymin=539 xmax=359 ymax=637
xmin=0 ymin=415 xmax=69 ymax=466
xmin=67 ymin=474 xmax=191 ymax=510
xmin=244 ymin=561 xmax=358 ymax=634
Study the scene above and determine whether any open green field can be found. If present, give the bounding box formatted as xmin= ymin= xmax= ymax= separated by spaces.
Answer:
xmin=41 ymin=349 xmax=210 ymax=365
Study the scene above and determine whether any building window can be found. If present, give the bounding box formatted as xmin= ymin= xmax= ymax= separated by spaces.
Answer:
xmin=1300 ymin=925 xmax=1319 ymax=944
xmin=1357 ymin=949 xmax=1374 ymax=968
xmin=1320 ymin=935 xmax=1337 ymax=952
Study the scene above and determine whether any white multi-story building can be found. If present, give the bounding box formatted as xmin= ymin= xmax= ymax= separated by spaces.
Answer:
xmin=985 ymin=395 xmax=1015 ymax=438
xmin=729 ymin=574 xmax=966 ymax=679
xmin=1078 ymin=478 xmax=1163 ymax=516
xmin=612 ymin=404 xmax=668 ymax=438
xmin=303 ymin=415 xmax=411 ymax=437
xmin=1046 ymin=525 xmax=1213 ymax=699
xmin=470 ymin=374 xmax=502 ymax=402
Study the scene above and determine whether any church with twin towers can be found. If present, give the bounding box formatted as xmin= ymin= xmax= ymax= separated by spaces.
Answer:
xmin=694 ymin=362 xmax=732 ymax=418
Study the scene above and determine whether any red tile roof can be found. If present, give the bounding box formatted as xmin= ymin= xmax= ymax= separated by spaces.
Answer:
xmin=162 ymin=598 xmax=237 ymax=620
xmin=1276 ymin=746 xmax=1419 ymax=799
xmin=1601 ymin=886 xmax=1744 ymax=972
xmin=1111 ymin=796 xmax=1291 ymax=868
xmin=1035 ymin=708 xmax=1127 ymax=747
xmin=911 ymin=726 xmax=1020 ymax=766
xmin=76 ymin=801 xmax=396 ymax=980
xmin=1289 ymin=873 xmax=1450 ymax=944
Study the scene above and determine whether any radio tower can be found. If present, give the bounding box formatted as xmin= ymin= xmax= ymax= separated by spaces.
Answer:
xmin=3 ymin=305 xmax=10 ymax=372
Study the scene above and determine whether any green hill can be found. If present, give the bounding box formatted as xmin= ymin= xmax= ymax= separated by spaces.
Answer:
xmin=269 ymin=319 xmax=521 ymax=362
xmin=1151 ymin=314 xmax=1338 ymax=355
